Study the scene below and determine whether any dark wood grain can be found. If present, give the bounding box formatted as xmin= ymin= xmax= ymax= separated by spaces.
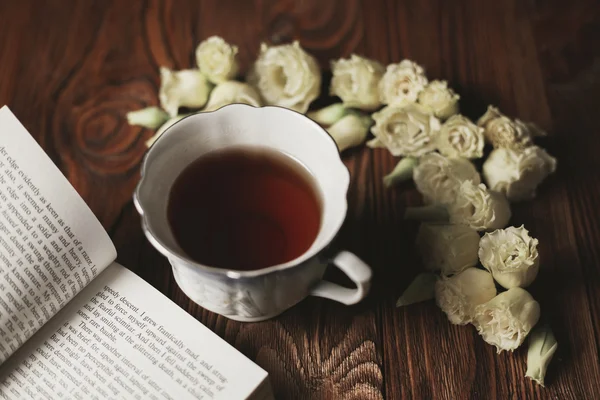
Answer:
xmin=1 ymin=0 xmax=599 ymax=398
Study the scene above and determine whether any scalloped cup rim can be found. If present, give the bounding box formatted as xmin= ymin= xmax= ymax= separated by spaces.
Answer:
xmin=134 ymin=104 xmax=350 ymax=279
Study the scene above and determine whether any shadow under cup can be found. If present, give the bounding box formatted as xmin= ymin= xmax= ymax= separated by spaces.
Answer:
xmin=135 ymin=104 xmax=370 ymax=321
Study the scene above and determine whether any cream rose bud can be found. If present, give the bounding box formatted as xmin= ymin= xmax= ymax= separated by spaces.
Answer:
xmin=379 ymin=60 xmax=428 ymax=106
xmin=366 ymin=137 xmax=385 ymax=149
xmin=483 ymin=146 xmax=557 ymax=202
xmin=396 ymin=273 xmax=438 ymax=307
xmin=307 ymin=103 xmax=349 ymax=126
xmin=448 ymin=181 xmax=511 ymax=231
xmin=417 ymin=80 xmax=460 ymax=120
xmin=383 ymin=157 xmax=418 ymax=188
xmin=437 ymin=115 xmax=485 ymax=159
xmin=326 ymin=113 xmax=372 ymax=152
xmin=195 ymin=36 xmax=239 ymax=84
xmin=479 ymin=226 xmax=540 ymax=289
xmin=477 ymin=105 xmax=533 ymax=149
xmin=435 ymin=268 xmax=497 ymax=325
xmin=330 ymin=54 xmax=384 ymax=111
xmin=413 ymin=153 xmax=480 ymax=205
xmin=248 ymin=41 xmax=320 ymax=113
xmin=126 ymin=107 xmax=169 ymax=129
xmin=526 ymin=324 xmax=558 ymax=387
xmin=146 ymin=114 xmax=188 ymax=147
xmin=371 ymin=104 xmax=441 ymax=157
xmin=203 ymin=81 xmax=262 ymax=112
xmin=473 ymin=288 xmax=541 ymax=353
xmin=159 ymin=67 xmax=212 ymax=117
xmin=416 ymin=224 xmax=480 ymax=276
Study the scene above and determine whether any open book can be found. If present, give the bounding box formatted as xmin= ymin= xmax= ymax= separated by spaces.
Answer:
xmin=0 ymin=106 xmax=272 ymax=400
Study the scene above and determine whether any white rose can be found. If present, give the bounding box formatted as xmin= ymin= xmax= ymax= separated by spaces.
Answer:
xmin=330 ymin=54 xmax=384 ymax=111
xmin=195 ymin=36 xmax=239 ymax=84
xmin=413 ymin=153 xmax=480 ymax=205
xmin=417 ymin=80 xmax=460 ymax=120
xmin=379 ymin=60 xmax=428 ymax=106
xmin=477 ymin=105 xmax=533 ymax=149
xmin=416 ymin=224 xmax=480 ymax=276
xmin=473 ymin=288 xmax=541 ymax=353
xmin=248 ymin=41 xmax=320 ymax=113
xmin=479 ymin=226 xmax=539 ymax=289
xmin=437 ymin=115 xmax=485 ymax=159
xmin=326 ymin=114 xmax=372 ymax=152
xmin=159 ymin=67 xmax=212 ymax=116
xmin=448 ymin=181 xmax=511 ymax=231
xmin=435 ymin=268 xmax=497 ymax=325
xmin=203 ymin=81 xmax=262 ymax=112
xmin=521 ymin=121 xmax=548 ymax=138
xmin=371 ymin=104 xmax=440 ymax=157
xmin=476 ymin=104 xmax=502 ymax=127
xmin=483 ymin=146 xmax=557 ymax=202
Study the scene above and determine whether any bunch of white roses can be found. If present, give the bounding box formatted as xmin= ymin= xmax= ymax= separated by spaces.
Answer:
xmin=126 ymin=38 xmax=558 ymax=386
xmin=127 ymin=36 xmax=373 ymax=150
xmin=323 ymin=52 xmax=558 ymax=387
xmin=401 ymin=223 xmax=557 ymax=386
xmin=374 ymin=59 xmax=558 ymax=387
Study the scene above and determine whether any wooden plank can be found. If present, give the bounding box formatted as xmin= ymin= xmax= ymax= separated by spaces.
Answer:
xmin=1 ymin=1 xmax=599 ymax=398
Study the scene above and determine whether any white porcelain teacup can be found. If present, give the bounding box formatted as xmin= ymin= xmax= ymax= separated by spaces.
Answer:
xmin=134 ymin=104 xmax=372 ymax=321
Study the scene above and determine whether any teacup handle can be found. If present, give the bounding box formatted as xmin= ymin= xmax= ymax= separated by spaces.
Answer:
xmin=310 ymin=251 xmax=372 ymax=305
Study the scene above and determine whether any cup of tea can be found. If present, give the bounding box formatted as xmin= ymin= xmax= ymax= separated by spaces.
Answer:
xmin=134 ymin=104 xmax=372 ymax=321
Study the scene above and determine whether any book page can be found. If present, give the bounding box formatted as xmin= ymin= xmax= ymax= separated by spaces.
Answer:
xmin=0 ymin=263 xmax=270 ymax=400
xmin=0 ymin=106 xmax=117 ymax=363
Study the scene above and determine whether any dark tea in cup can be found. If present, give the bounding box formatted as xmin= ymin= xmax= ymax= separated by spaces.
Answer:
xmin=167 ymin=147 xmax=322 ymax=271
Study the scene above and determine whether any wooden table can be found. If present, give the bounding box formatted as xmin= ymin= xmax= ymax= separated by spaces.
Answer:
xmin=1 ymin=1 xmax=599 ymax=398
